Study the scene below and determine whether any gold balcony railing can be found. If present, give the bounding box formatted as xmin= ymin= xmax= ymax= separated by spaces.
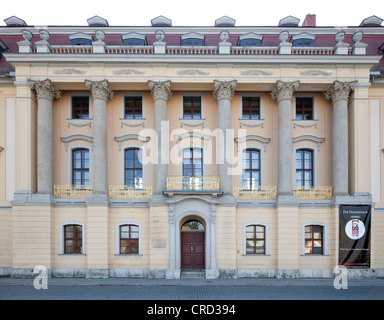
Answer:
xmin=166 ymin=176 xmax=220 ymax=191
xmin=292 ymin=186 xmax=333 ymax=200
xmin=233 ymin=186 xmax=277 ymax=200
xmin=109 ymin=185 xmax=152 ymax=199
xmin=53 ymin=185 xmax=93 ymax=199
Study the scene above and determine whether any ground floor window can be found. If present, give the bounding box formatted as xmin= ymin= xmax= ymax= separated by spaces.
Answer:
xmin=305 ymin=225 xmax=323 ymax=254
xmin=245 ymin=224 xmax=265 ymax=255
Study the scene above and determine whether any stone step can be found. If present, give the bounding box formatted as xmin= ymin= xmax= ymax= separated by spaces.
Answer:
xmin=180 ymin=269 xmax=206 ymax=278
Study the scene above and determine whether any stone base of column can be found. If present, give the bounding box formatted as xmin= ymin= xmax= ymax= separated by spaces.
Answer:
xmin=86 ymin=193 xmax=109 ymax=206
xmin=12 ymin=191 xmax=53 ymax=205
xmin=277 ymin=195 xmax=298 ymax=206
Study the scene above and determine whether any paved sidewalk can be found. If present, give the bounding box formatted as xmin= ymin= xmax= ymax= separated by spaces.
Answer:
xmin=1 ymin=276 xmax=384 ymax=287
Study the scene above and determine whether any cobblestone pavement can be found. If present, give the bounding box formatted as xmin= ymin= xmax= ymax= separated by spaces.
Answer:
xmin=1 ymin=277 xmax=384 ymax=301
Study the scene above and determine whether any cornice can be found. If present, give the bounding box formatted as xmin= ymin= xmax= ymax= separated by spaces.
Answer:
xmin=4 ymin=53 xmax=381 ymax=66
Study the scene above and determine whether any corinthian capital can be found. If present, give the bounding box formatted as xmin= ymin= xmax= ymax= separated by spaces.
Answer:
xmin=28 ymin=79 xmax=61 ymax=102
xmin=271 ymin=80 xmax=299 ymax=103
xmin=85 ymin=79 xmax=114 ymax=102
xmin=324 ymin=80 xmax=357 ymax=104
xmin=213 ymin=80 xmax=237 ymax=102
xmin=148 ymin=80 xmax=172 ymax=102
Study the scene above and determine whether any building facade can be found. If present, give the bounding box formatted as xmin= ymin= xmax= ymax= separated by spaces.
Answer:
xmin=0 ymin=14 xmax=384 ymax=278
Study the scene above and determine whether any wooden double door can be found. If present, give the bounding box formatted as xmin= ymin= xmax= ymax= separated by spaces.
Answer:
xmin=181 ymin=231 xmax=205 ymax=269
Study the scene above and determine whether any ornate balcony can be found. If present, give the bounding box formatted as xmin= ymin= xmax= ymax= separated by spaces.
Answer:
xmin=292 ymin=186 xmax=333 ymax=200
xmin=233 ymin=186 xmax=277 ymax=200
xmin=109 ymin=185 xmax=152 ymax=199
xmin=53 ymin=185 xmax=93 ymax=199
xmin=166 ymin=176 xmax=220 ymax=191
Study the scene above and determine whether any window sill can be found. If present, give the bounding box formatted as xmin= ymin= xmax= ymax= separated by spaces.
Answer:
xmin=114 ymin=254 xmax=143 ymax=257
xmin=67 ymin=119 xmax=92 ymax=128
xmin=301 ymin=254 xmax=329 ymax=257
xmin=179 ymin=118 xmax=205 ymax=128
xmin=293 ymin=119 xmax=318 ymax=129
xmin=59 ymin=254 xmax=86 ymax=257
xmin=242 ymin=254 xmax=270 ymax=257
xmin=120 ymin=118 xmax=145 ymax=128
xmin=239 ymin=119 xmax=264 ymax=128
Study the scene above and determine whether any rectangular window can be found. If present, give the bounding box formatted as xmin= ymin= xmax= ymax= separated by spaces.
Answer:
xmin=296 ymin=149 xmax=313 ymax=187
xmin=296 ymin=97 xmax=313 ymax=120
xmin=305 ymin=225 xmax=323 ymax=255
xmin=64 ymin=225 xmax=83 ymax=254
xmin=125 ymin=96 xmax=143 ymax=119
xmin=246 ymin=225 xmax=265 ymax=255
xmin=72 ymin=149 xmax=90 ymax=186
xmin=72 ymin=96 xmax=90 ymax=120
xmin=242 ymin=97 xmax=260 ymax=120
xmin=183 ymin=96 xmax=201 ymax=120
xmin=120 ymin=224 xmax=139 ymax=254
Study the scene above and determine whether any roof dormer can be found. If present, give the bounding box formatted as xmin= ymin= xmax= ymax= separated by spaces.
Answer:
xmin=122 ymin=32 xmax=147 ymax=46
xmin=291 ymin=32 xmax=316 ymax=47
xmin=238 ymin=32 xmax=263 ymax=47
xmin=151 ymin=16 xmax=172 ymax=27
xmin=68 ymin=32 xmax=93 ymax=45
xmin=87 ymin=15 xmax=109 ymax=27
xmin=359 ymin=15 xmax=383 ymax=27
xmin=278 ymin=15 xmax=300 ymax=27
xmin=181 ymin=32 xmax=205 ymax=46
xmin=4 ymin=16 xmax=27 ymax=27
xmin=215 ymin=16 xmax=236 ymax=27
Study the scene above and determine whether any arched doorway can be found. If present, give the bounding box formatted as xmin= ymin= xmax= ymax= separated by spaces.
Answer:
xmin=180 ymin=218 xmax=205 ymax=269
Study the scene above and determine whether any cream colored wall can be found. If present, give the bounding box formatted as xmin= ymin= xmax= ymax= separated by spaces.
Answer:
xmin=0 ymin=210 xmax=12 ymax=269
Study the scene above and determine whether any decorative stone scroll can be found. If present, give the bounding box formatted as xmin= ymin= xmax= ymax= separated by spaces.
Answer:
xmin=213 ymin=80 xmax=237 ymax=102
xmin=324 ymin=80 xmax=357 ymax=104
xmin=28 ymin=79 xmax=61 ymax=102
xmin=84 ymin=79 xmax=114 ymax=102
xmin=148 ymin=80 xmax=172 ymax=102
xmin=271 ymin=80 xmax=300 ymax=103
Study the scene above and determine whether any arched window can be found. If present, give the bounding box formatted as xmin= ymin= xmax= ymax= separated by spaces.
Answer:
xmin=72 ymin=148 xmax=90 ymax=185
xmin=64 ymin=224 xmax=83 ymax=254
xmin=296 ymin=149 xmax=313 ymax=187
xmin=181 ymin=219 xmax=205 ymax=231
xmin=119 ymin=224 xmax=139 ymax=254
xmin=242 ymin=149 xmax=260 ymax=189
xmin=304 ymin=225 xmax=323 ymax=255
xmin=245 ymin=224 xmax=265 ymax=255
xmin=125 ymin=148 xmax=143 ymax=187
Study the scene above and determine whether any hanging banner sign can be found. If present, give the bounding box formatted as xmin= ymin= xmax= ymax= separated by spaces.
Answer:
xmin=339 ymin=205 xmax=371 ymax=269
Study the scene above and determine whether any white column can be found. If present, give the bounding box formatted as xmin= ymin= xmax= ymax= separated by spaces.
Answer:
xmin=85 ymin=80 xmax=114 ymax=196
xmin=271 ymin=80 xmax=299 ymax=196
xmin=325 ymin=80 xmax=357 ymax=196
xmin=148 ymin=80 xmax=172 ymax=195
xmin=28 ymin=79 xmax=61 ymax=195
xmin=213 ymin=80 xmax=237 ymax=194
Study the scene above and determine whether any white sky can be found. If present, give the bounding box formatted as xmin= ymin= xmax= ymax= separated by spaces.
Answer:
xmin=1 ymin=0 xmax=383 ymax=27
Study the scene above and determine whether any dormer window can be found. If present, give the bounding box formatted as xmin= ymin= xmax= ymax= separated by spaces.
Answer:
xmin=122 ymin=33 xmax=147 ymax=46
xmin=181 ymin=32 xmax=204 ymax=46
xmin=359 ymin=15 xmax=383 ymax=27
xmin=151 ymin=15 xmax=172 ymax=27
xmin=278 ymin=15 xmax=300 ymax=27
xmin=215 ymin=16 xmax=236 ymax=27
xmin=238 ymin=33 xmax=263 ymax=47
xmin=292 ymin=32 xmax=316 ymax=47
xmin=68 ymin=32 xmax=93 ymax=46
xmin=3 ymin=16 xmax=27 ymax=27
xmin=87 ymin=15 xmax=109 ymax=27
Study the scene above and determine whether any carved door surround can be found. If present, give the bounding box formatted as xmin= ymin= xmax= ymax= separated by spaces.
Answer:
xmin=166 ymin=196 xmax=218 ymax=278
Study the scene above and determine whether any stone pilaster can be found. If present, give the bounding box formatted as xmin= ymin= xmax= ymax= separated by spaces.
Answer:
xmin=271 ymin=80 xmax=299 ymax=198
xmin=85 ymin=79 xmax=114 ymax=197
xmin=213 ymin=80 xmax=237 ymax=194
xmin=148 ymin=80 xmax=172 ymax=196
xmin=325 ymin=80 xmax=357 ymax=196
xmin=28 ymin=79 xmax=61 ymax=195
